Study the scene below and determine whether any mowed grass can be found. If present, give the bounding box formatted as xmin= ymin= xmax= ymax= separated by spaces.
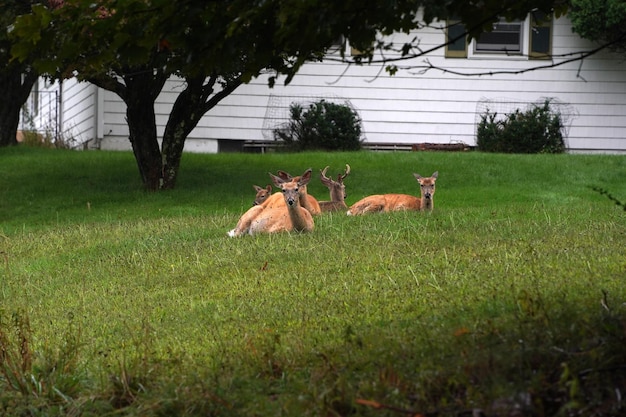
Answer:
xmin=0 ymin=146 xmax=625 ymax=416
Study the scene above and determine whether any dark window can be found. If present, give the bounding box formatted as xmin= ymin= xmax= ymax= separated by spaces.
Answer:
xmin=475 ymin=21 xmax=523 ymax=54
xmin=530 ymin=11 xmax=552 ymax=58
xmin=445 ymin=20 xmax=467 ymax=58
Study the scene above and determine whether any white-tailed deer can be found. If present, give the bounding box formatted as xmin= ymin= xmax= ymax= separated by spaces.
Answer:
xmin=250 ymin=171 xmax=321 ymax=215
xmin=228 ymin=169 xmax=315 ymax=236
xmin=253 ymin=184 xmax=273 ymax=206
xmin=319 ymin=164 xmax=350 ymax=213
xmin=346 ymin=171 xmax=438 ymax=215
xmin=265 ymin=169 xmax=321 ymax=215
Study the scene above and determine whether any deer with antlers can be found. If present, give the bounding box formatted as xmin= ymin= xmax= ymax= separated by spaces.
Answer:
xmin=228 ymin=169 xmax=315 ymax=237
xmin=318 ymin=164 xmax=351 ymax=213
xmin=346 ymin=171 xmax=438 ymax=215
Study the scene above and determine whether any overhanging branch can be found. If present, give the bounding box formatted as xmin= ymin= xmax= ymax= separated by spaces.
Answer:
xmin=324 ymin=30 xmax=626 ymax=79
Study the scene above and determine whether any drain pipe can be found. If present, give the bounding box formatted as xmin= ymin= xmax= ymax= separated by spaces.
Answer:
xmin=93 ymin=84 xmax=103 ymax=149
xmin=57 ymin=79 xmax=62 ymax=142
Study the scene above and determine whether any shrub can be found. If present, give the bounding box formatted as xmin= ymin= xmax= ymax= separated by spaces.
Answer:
xmin=477 ymin=99 xmax=566 ymax=153
xmin=274 ymin=100 xmax=363 ymax=151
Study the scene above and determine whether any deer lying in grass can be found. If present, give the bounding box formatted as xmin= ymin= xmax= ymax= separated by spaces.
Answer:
xmin=347 ymin=171 xmax=438 ymax=215
xmin=319 ymin=164 xmax=350 ymax=213
xmin=253 ymin=184 xmax=273 ymax=206
xmin=228 ymin=169 xmax=315 ymax=237
xmin=260 ymin=170 xmax=321 ymax=215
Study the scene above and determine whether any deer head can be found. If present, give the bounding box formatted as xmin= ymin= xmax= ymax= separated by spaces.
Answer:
xmin=270 ymin=168 xmax=312 ymax=207
xmin=274 ymin=168 xmax=321 ymax=216
xmin=252 ymin=184 xmax=273 ymax=206
xmin=413 ymin=171 xmax=438 ymax=209
xmin=276 ymin=170 xmax=304 ymax=192
xmin=320 ymin=164 xmax=350 ymax=201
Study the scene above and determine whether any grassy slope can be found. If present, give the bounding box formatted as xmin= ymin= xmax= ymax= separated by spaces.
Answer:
xmin=0 ymin=146 xmax=625 ymax=416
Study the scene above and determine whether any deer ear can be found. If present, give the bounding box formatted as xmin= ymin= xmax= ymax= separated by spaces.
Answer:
xmin=269 ymin=172 xmax=285 ymax=187
xmin=277 ymin=170 xmax=292 ymax=181
xmin=413 ymin=173 xmax=422 ymax=181
xmin=299 ymin=169 xmax=312 ymax=186
xmin=266 ymin=184 xmax=273 ymax=192
xmin=432 ymin=171 xmax=439 ymax=179
xmin=253 ymin=185 xmax=263 ymax=192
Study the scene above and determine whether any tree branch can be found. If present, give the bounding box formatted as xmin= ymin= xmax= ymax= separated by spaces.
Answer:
xmin=86 ymin=74 xmax=127 ymax=101
xmin=200 ymin=76 xmax=243 ymax=114
xmin=323 ymin=25 xmax=626 ymax=79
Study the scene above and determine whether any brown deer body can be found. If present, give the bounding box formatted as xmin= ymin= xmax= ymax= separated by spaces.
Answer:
xmin=319 ymin=164 xmax=350 ymax=213
xmin=347 ymin=171 xmax=438 ymax=215
xmin=228 ymin=169 xmax=315 ymax=237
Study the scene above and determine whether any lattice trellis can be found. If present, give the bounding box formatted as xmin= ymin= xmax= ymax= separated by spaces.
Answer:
xmin=261 ymin=94 xmax=365 ymax=141
xmin=475 ymin=97 xmax=578 ymax=144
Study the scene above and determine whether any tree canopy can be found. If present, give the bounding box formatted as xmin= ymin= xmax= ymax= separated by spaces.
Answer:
xmin=7 ymin=0 xmax=609 ymax=190
xmin=569 ymin=0 xmax=626 ymax=53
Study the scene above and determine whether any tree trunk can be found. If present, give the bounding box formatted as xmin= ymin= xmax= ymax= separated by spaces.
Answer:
xmin=0 ymin=66 xmax=38 ymax=147
xmin=161 ymin=76 xmax=213 ymax=189
xmin=160 ymin=79 xmax=202 ymax=190
xmin=95 ymin=71 xmax=241 ymax=191
xmin=122 ymin=73 xmax=166 ymax=191
xmin=161 ymin=75 xmax=243 ymax=189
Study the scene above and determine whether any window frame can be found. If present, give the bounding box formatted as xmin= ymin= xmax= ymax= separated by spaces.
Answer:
xmin=445 ymin=19 xmax=468 ymax=58
xmin=445 ymin=13 xmax=553 ymax=60
xmin=529 ymin=11 xmax=553 ymax=59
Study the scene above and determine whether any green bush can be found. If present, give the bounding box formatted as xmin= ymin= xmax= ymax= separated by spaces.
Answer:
xmin=274 ymin=99 xmax=363 ymax=151
xmin=477 ymin=99 xmax=566 ymax=153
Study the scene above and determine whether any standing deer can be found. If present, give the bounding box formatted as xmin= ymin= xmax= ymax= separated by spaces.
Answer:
xmin=253 ymin=184 xmax=273 ymax=206
xmin=228 ymin=169 xmax=315 ymax=236
xmin=319 ymin=164 xmax=350 ymax=212
xmin=347 ymin=171 xmax=438 ymax=215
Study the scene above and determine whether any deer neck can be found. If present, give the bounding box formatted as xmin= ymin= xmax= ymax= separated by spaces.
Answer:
xmin=281 ymin=185 xmax=310 ymax=231
xmin=298 ymin=187 xmax=315 ymax=212
xmin=330 ymin=187 xmax=344 ymax=203
xmin=284 ymin=199 xmax=309 ymax=231
xmin=298 ymin=185 xmax=309 ymax=203
xmin=421 ymin=195 xmax=434 ymax=210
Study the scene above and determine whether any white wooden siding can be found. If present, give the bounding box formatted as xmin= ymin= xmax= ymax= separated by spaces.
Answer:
xmin=60 ymin=79 xmax=97 ymax=145
xmin=23 ymin=78 xmax=98 ymax=146
xmin=26 ymin=78 xmax=58 ymax=134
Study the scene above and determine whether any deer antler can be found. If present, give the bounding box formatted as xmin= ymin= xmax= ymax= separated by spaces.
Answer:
xmin=338 ymin=164 xmax=351 ymax=182
xmin=320 ymin=166 xmax=330 ymax=181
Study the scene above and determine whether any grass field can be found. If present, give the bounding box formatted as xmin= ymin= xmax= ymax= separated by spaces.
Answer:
xmin=1 ymin=146 xmax=625 ymax=416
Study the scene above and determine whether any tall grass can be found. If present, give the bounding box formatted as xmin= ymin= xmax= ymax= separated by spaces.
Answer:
xmin=0 ymin=146 xmax=625 ymax=416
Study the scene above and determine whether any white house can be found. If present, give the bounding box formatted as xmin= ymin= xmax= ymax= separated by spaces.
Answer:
xmin=23 ymin=13 xmax=626 ymax=153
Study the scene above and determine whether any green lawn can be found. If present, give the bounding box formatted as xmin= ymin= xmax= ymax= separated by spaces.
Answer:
xmin=1 ymin=146 xmax=625 ymax=416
